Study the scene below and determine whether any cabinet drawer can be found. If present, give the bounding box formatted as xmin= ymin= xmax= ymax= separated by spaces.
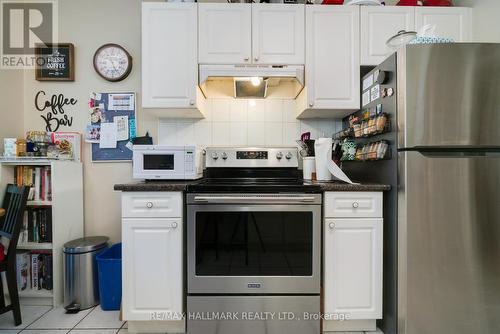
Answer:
xmin=122 ymin=192 xmax=182 ymax=218
xmin=324 ymin=192 xmax=382 ymax=218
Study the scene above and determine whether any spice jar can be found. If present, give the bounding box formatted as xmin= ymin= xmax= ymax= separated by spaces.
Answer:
xmin=376 ymin=114 xmax=388 ymax=132
xmin=16 ymin=139 xmax=27 ymax=157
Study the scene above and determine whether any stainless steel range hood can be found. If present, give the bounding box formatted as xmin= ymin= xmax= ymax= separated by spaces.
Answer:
xmin=199 ymin=64 xmax=304 ymax=99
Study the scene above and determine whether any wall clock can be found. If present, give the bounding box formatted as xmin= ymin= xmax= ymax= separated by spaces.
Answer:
xmin=93 ymin=43 xmax=132 ymax=82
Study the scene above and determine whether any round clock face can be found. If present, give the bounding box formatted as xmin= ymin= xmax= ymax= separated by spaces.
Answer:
xmin=93 ymin=44 xmax=132 ymax=82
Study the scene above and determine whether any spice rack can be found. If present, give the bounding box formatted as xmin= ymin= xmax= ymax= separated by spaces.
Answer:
xmin=334 ymin=113 xmax=391 ymax=140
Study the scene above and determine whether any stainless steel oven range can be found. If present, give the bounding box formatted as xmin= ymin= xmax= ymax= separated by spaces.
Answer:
xmin=186 ymin=147 xmax=322 ymax=334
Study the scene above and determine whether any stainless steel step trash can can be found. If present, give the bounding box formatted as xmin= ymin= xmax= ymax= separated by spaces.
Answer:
xmin=63 ymin=236 xmax=109 ymax=312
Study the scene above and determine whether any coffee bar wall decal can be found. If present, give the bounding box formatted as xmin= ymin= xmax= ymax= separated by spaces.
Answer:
xmin=35 ymin=91 xmax=76 ymax=132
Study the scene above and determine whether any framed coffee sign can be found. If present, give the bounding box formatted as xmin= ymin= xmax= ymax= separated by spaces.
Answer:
xmin=35 ymin=43 xmax=75 ymax=81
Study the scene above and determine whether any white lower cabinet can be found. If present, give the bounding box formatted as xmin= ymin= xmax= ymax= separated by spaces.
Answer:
xmin=121 ymin=192 xmax=184 ymax=333
xmin=323 ymin=192 xmax=383 ymax=332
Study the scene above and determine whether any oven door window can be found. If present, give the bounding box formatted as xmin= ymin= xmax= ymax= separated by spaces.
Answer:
xmin=195 ymin=212 xmax=313 ymax=276
xmin=143 ymin=154 xmax=174 ymax=170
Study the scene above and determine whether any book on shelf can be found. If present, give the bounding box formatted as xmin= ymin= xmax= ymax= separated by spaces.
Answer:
xmin=17 ymin=251 xmax=53 ymax=292
xmin=19 ymin=207 xmax=52 ymax=244
xmin=14 ymin=166 xmax=51 ymax=202
xmin=16 ymin=251 xmax=30 ymax=291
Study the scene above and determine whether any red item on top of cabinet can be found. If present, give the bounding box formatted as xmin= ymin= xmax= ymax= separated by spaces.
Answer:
xmin=397 ymin=0 xmax=422 ymax=5
xmin=322 ymin=0 xmax=344 ymax=4
xmin=423 ymin=0 xmax=453 ymax=5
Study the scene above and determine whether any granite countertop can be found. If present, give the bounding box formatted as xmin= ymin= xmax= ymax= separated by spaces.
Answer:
xmin=114 ymin=180 xmax=391 ymax=192
xmin=303 ymin=180 xmax=391 ymax=192
xmin=114 ymin=180 xmax=200 ymax=192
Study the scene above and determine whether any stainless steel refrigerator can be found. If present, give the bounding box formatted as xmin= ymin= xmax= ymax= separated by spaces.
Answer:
xmin=344 ymin=43 xmax=500 ymax=334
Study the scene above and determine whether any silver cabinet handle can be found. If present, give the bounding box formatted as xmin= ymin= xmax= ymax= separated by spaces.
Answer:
xmin=146 ymin=202 xmax=153 ymax=209
xmin=329 ymin=222 xmax=335 ymax=229
xmin=171 ymin=222 xmax=178 ymax=229
xmin=352 ymin=202 xmax=359 ymax=208
xmin=189 ymin=100 xmax=195 ymax=106
xmin=244 ymin=57 xmax=249 ymax=61
xmin=254 ymin=57 xmax=259 ymax=62
xmin=309 ymin=102 xmax=314 ymax=107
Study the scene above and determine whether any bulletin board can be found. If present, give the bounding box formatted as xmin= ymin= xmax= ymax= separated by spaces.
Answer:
xmin=87 ymin=92 xmax=137 ymax=162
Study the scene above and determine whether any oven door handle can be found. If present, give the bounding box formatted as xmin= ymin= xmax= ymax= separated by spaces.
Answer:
xmin=192 ymin=195 xmax=317 ymax=204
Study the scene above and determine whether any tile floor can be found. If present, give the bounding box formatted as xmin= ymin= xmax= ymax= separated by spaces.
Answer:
xmin=0 ymin=306 xmax=384 ymax=334
xmin=0 ymin=305 xmax=128 ymax=334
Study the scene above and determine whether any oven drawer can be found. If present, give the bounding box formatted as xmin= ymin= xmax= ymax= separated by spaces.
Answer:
xmin=324 ymin=192 xmax=382 ymax=218
xmin=122 ymin=192 xmax=182 ymax=218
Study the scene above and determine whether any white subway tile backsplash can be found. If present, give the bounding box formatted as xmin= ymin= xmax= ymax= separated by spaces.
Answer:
xmin=283 ymin=122 xmax=301 ymax=146
xmin=230 ymin=99 xmax=248 ymax=122
xmin=194 ymin=121 xmax=212 ymax=145
xmin=247 ymin=99 xmax=266 ymax=122
xmin=264 ymin=100 xmax=283 ymax=122
xmin=212 ymin=122 xmax=231 ymax=145
xmin=265 ymin=122 xmax=283 ymax=146
xmin=158 ymin=99 xmax=342 ymax=147
xmin=247 ymin=122 xmax=266 ymax=146
xmin=212 ymin=99 xmax=231 ymax=121
xmin=283 ymin=100 xmax=298 ymax=123
xmin=230 ymin=122 xmax=248 ymax=145
xmin=176 ymin=121 xmax=195 ymax=145
xmin=158 ymin=121 xmax=178 ymax=145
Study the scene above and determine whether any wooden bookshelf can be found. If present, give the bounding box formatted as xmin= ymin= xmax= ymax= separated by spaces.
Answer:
xmin=0 ymin=160 xmax=83 ymax=306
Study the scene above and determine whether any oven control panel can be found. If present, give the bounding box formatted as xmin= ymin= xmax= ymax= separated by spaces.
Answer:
xmin=205 ymin=147 xmax=298 ymax=168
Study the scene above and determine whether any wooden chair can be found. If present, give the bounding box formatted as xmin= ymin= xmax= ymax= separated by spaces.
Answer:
xmin=0 ymin=184 xmax=29 ymax=326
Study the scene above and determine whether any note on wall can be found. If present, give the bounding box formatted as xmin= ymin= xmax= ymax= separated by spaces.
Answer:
xmin=113 ymin=115 xmax=129 ymax=141
xmin=99 ymin=122 xmax=117 ymax=149
xmin=108 ymin=93 xmax=135 ymax=111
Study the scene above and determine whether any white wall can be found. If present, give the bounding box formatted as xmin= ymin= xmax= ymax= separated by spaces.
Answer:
xmin=0 ymin=70 xmax=24 ymax=155
xmin=22 ymin=0 xmax=156 ymax=242
xmin=159 ymin=99 xmax=341 ymax=146
xmin=455 ymin=0 xmax=500 ymax=42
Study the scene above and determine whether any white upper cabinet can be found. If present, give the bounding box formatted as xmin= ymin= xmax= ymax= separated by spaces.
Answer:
xmin=198 ymin=3 xmax=252 ymax=64
xmin=142 ymin=2 xmax=198 ymax=109
xmin=361 ymin=7 xmax=415 ymax=66
xmin=415 ymin=7 xmax=471 ymax=42
xmin=252 ymin=4 xmax=305 ymax=64
xmin=324 ymin=218 xmax=383 ymax=320
xmin=301 ymin=5 xmax=360 ymax=116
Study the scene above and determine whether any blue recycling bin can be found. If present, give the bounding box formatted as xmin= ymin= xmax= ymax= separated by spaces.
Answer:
xmin=96 ymin=243 xmax=122 ymax=310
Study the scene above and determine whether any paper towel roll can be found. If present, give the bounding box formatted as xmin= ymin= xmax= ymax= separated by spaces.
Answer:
xmin=314 ymin=138 xmax=333 ymax=181
xmin=314 ymin=137 xmax=357 ymax=184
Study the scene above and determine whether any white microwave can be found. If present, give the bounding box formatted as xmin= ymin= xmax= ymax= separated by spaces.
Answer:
xmin=133 ymin=145 xmax=204 ymax=180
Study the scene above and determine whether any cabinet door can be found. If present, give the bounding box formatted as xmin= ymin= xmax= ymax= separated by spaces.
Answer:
xmin=305 ymin=6 xmax=360 ymax=110
xmin=199 ymin=3 xmax=252 ymax=64
xmin=361 ymin=7 xmax=415 ymax=66
xmin=122 ymin=218 xmax=182 ymax=321
xmin=415 ymin=7 xmax=471 ymax=42
xmin=324 ymin=218 xmax=383 ymax=320
xmin=252 ymin=4 xmax=305 ymax=64
xmin=142 ymin=3 xmax=197 ymax=108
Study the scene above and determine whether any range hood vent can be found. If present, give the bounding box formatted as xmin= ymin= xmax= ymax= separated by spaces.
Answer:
xmin=199 ymin=64 xmax=304 ymax=99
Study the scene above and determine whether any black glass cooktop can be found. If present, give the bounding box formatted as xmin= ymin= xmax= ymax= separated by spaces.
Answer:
xmin=186 ymin=178 xmax=321 ymax=193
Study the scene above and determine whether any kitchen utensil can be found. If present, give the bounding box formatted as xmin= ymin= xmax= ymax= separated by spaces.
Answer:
xmin=300 ymin=132 xmax=311 ymax=141
xmin=304 ymin=140 xmax=316 ymax=157
xmin=386 ymin=30 xmax=417 ymax=48
xmin=296 ymin=140 xmax=309 ymax=157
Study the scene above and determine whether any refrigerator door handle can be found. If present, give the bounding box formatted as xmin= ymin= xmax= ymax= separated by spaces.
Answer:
xmin=399 ymin=147 xmax=500 ymax=158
